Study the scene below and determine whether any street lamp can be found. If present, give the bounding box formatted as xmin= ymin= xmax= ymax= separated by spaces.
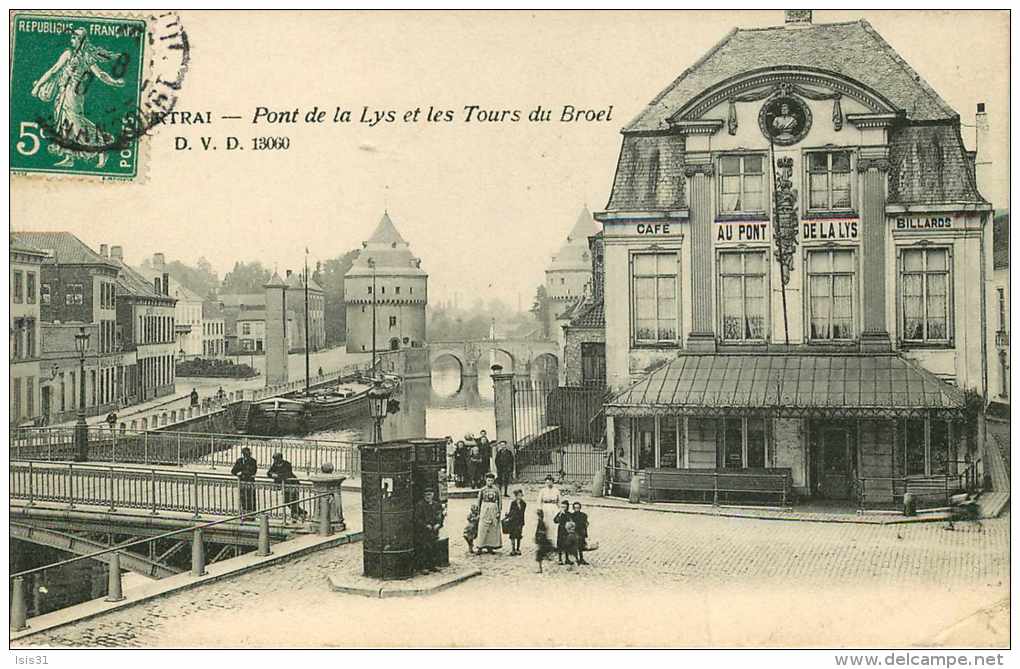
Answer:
xmin=73 ymin=326 xmax=91 ymax=462
xmin=368 ymin=381 xmax=391 ymax=443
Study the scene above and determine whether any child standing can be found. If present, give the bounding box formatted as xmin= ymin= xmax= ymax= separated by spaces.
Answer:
xmin=503 ymin=488 xmax=527 ymax=555
xmin=533 ymin=509 xmax=554 ymax=573
xmin=553 ymin=500 xmax=572 ymax=565
xmin=463 ymin=503 xmax=480 ymax=555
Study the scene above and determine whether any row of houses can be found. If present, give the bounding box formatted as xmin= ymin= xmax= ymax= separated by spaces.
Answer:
xmin=10 ymin=234 xmax=179 ymax=426
xmin=550 ymin=11 xmax=1007 ymax=504
xmin=219 ymin=269 xmax=326 ymax=356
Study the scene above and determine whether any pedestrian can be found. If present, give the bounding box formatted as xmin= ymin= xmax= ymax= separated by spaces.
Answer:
xmin=570 ymin=501 xmax=590 ymax=565
xmin=454 ymin=440 xmax=468 ymax=487
xmin=463 ymin=503 xmax=480 ymax=555
xmin=216 ymin=386 xmax=226 ymax=403
xmin=445 ymin=436 xmax=456 ymax=482
xmin=534 ymin=509 xmax=555 ymax=573
xmin=317 ymin=366 xmax=324 ymax=377
xmin=105 ymin=411 xmax=117 ymax=432
xmin=559 ymin=520 xmax=580 ymax=566
xmin=267 ymin=452 xmax=306 ymax=522
xmin=414 ymin=489 xmax=444 ymax=574
xmin=478 ymin=429 xmax=492 ymax=472
xmin=504 ymin=488 xmax=527 ymax=555
xmin=190 ymin=388 xmax=199 ymax=407
xmin=535 ymin=474 xmax=560 ymax=545
xmin=554 ymin=500 xmax=573 ymax=564
xmin=468 ymin=441 xmax=484 ymax=489
xmin=475 ymin=472 xmax=503 ymax=553
xmin=231 ymin=446 xmax=258 ymax=520
xmin=495 ymin=441 xmax=515 ymax=496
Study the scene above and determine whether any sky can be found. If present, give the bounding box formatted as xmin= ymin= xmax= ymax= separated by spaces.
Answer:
xmin=10 ymin=10 xmax=1009 ymax=308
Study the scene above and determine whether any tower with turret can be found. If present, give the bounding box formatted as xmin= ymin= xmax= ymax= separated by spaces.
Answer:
xmin=345 ymin=212 xmax=428 ymax=354
xmin=544 ymin=207 xmax=601 ymax=338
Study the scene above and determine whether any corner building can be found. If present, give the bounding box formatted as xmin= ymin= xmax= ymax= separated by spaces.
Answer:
xmin=597 ymin=13 xmax=991 ymax=503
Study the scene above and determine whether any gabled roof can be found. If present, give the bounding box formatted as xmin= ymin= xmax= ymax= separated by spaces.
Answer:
xmin=112 ymin=259 xmax=175 ymax=303
xmin=11 ymin=231 xmax=116 ymax=267
xmin=284 ymin=271 xmax=323 ymax=292
xmin=626 ymin=19 xmax=956 ymax=133
xmin=567 ymin=297 xmax=605 ymax=329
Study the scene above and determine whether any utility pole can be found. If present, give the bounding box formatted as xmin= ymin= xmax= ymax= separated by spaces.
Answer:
xmin=369 ymin=257 xmax=377 ymax=374
xmin=304 ymin=249 xmax=311 ymax=394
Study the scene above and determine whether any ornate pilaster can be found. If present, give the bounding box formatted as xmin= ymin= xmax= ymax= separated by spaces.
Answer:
xmin=858 ymin=152 xmax=892 ymax=352
xmin=684 ymin=158 xmax=716 ymax=351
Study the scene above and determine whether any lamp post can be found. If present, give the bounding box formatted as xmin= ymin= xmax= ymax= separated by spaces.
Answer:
xmin=73 ymin=326 xmax=91 ymax=462
xmin=368 ymin=381 xmax=391 ymax=443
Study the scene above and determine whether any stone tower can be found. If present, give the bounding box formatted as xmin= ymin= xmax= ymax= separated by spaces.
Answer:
xmin=544 ymin=207 xmax=601 ymax=337
xmin=345 ymin=212 xmax=428 ymax=354
xmin=264 ymin=271 xmax=289 ymax=386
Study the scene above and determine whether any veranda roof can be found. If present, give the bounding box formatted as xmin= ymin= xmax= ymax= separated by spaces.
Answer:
xmin=605 ymin=354 xmax=966 ymax=419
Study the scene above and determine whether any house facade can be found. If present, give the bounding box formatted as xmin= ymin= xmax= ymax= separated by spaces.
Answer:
xmin=134 ymin=252 xmax=205 ymax=359
xmin=10 ymin=241 xmax=47 ymax=426
xmin=284 ymin=269 xmax=326 ymax=352
xmin=595 ymin=12 xmax=991 ymax=502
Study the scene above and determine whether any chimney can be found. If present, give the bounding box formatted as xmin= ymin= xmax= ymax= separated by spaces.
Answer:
xmin=784 ymin=9 xmax=813 ymax=26
xmin=162 ymin=272 xmax=170 ymax=295
xmin=286 ymin=269 xmax=292 ymax=278
xmin=975 ymin=102 xmax=991 ymax=199
xmin=153 ymin=252 xmax=165 ymax=269
xmin=99 ymin=244 xmax=109 ymax=257
xmin=110 ymin=245 xmax=123 ymax=261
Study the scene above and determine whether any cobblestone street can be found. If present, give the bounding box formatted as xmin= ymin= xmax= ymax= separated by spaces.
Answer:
xmin=16 ymin=498 xmax=1009 ymax=648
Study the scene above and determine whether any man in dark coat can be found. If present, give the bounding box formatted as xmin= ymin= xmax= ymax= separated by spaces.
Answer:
xmin=231 ymin=446 xmax=257 ymax=520
xmin=494 ymin=441 xmax=515 ymax=497
xmin=478 ymin=430 xmax=492 ymax=472
xmin=570 ymin=501 xmax=590 ymax=565
xmin=414 ymin=489 xmax=444 ymax=574
xmin=267 ymin=452 xmax=306 ymax=521
xmin=190 ymin=388 xmax=199 ymax=407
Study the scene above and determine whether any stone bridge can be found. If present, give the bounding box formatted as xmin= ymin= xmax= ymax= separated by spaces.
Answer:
xmin=427 ymin=337 xmax=560 ymax=379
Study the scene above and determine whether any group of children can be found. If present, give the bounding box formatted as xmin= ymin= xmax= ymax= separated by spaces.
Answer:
xmin=462 ymin=489 xmax=591 ymax=573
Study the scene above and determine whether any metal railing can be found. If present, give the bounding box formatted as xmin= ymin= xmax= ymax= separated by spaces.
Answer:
xmin=10 ymin=427 xmax=362 ymax=478
xmin=245 ymin=361 xmax=376 ymax=403
xmin=10 ymin=489 xmax=338 ymax=633
xmin=606 ymin=465 xmax=791 ymax=507
xmin=10 ymin=461 xmax=315 ymax=521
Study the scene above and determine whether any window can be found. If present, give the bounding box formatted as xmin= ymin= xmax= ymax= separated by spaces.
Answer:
xmin=631 ymin=252 xmax=679 ymax=344
xmin=66 ymin=283 xmax=84 ymax=305
xmin=903 ymin=417 xmax=952 ymax=476
xmin=367 ymin=286 xmax=372 ymax=294
xmin=997 ymin=288 xmax=1006 ymax=332
xmin=719 ymin=154 xmax=765 ymax=214
xmin=242 ymin=323 xmax=251 ymax=335
xmin=26 ymin=320 xmax=35 ymax=358
xmin=807 ymin=151 xmax=852 ymax=210
xmin=580 ymin=342 xmax=606 ymax=385
xmin=718 ymin=251 xmax=767 ymax=342
xmin=901 ymin=248 xmax=951 ymax=343
xmin=395 ymin=287 xmax=400 ymax=295
xmin=12 ymin=378 xmax=21 ymax=421
xmin=26 ymin=272 xmax=36 ymax=304
xmin=659 ymin=416 xmax=680 ymax=468
xmin=388 ymin=316 xmax=397 ymax=328
xmin=635 ymin=417 xmax=656 ymax=470
xmin=12 ymin=321 xmax=22 ymax=359
xmin=718 ymin=417 xmax=768 ymax=468
xmin=26 ymin=377 xmax=34 ymax=418
xmin=807 ymin=249 xmax=855 ymax=341
xmin=41 ymin=284 xmax=50 ymax=305
xmin=13 ymin=271 xmax=23 ymax=303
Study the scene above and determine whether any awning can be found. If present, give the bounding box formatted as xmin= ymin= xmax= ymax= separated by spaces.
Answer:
xmin=605 ymin=354 xmax=966 ymax=419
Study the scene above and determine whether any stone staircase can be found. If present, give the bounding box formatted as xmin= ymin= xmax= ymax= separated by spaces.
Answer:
xmin=978 ymin=423 xmax=1010 ymax=519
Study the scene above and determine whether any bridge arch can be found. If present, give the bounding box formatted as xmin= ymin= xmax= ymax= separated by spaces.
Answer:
xmin=532 ymin=352 xmax=560 ymax=382
xmin=430 ymin=351 xmax=466 ymax=396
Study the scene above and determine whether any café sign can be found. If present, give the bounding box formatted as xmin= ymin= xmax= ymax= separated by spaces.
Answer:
xmin=801 ymin=218 xmax=859 ymax=241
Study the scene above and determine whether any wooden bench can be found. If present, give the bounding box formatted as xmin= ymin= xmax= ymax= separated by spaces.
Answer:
xmin=645 ymin=468 xmax=792 ymax=507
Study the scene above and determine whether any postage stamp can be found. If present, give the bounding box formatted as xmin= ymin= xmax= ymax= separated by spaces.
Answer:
xmin=10 ymin=13 xmax=148 ymax=179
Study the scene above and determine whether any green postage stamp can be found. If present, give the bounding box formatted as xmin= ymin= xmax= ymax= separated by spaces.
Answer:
xmin=10 ymin=13 xmax=147 ymax=179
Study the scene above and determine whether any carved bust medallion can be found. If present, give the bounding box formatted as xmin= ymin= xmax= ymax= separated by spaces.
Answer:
xmin=758 ymin=95 xmax=812 ymax=146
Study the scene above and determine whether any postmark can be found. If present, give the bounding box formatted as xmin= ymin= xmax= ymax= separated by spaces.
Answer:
xmin=9 ymin=11 xmax=189 ymax=180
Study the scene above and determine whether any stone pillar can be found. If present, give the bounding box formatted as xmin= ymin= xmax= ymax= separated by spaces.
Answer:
xmin=491 ymin=368 xmax=515 ymax=446
xmin=685 ymin=161 xmax=716 ymax=351
xmin=309 ymin=470 xmax=346 ymax=534
xmin=264 ymin=272 xmax=290 ymax=386
xmin=858 ymin=156 xmax=892 ymax=352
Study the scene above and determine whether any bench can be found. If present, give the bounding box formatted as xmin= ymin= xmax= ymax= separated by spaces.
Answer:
xmin=644 ymin=468 xmax=792 ymax=507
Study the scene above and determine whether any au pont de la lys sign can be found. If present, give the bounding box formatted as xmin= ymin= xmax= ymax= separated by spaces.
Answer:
xmin=716 ymin=220 xmax=769 ymax=243
xmin=801 ymin=218 xmax=859 ymax=241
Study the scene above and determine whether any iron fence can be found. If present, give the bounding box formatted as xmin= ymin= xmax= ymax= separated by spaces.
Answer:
xmin=10 ymin=461 xmax=315 ymax=521
xmin=10 ymin=427 xmax=362 ymax=478
xmin=855 ymin=458 xmax=982 ymax=513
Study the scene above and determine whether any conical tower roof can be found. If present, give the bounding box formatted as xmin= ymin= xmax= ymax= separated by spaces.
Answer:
xmin=346 ymin=211 xmax=427 ymax=278
xmin=366 ymin=212 xmax=408 ymax=245
xmin=548 ymin=207 xmax=601 ymax=273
